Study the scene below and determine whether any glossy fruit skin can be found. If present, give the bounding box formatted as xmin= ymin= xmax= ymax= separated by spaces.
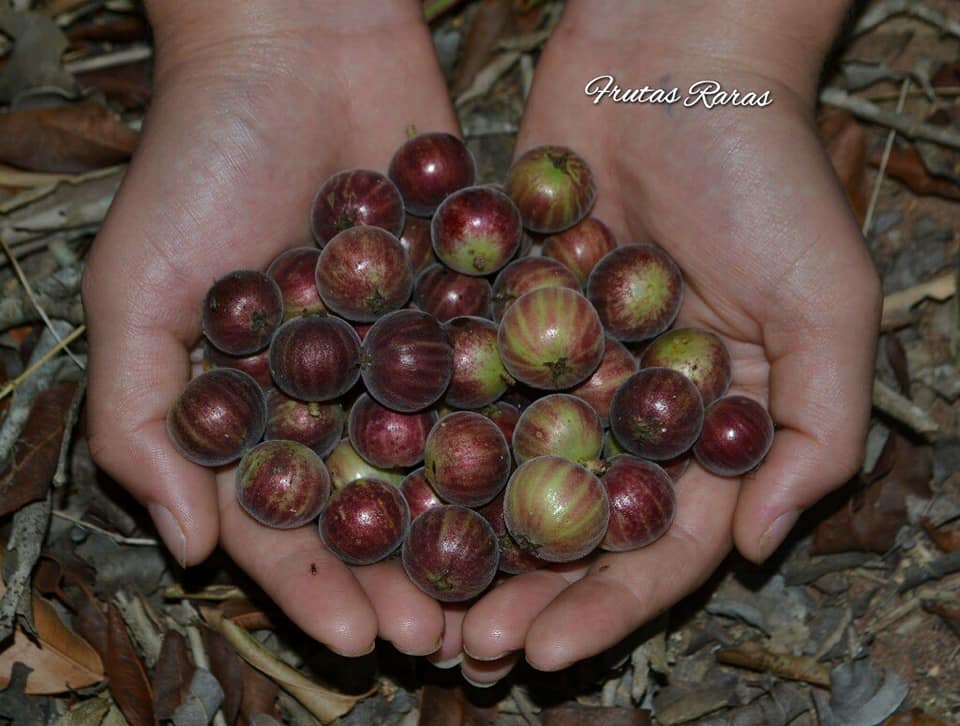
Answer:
xmin=478 ymin=492 xmax=545 ymax=575
xmin=489 ymin=256 xmax=581 ymax=322
xmin=424 ymin=411 xmax=511 ymax=507
xmin=640 ymin=327 xmax=732 ymax=406
xmin=310 ymin=168 xmax=405 ymax=245
xmin=400 ymin=468 xmax=444 ymax=521
xmin=587 ymin=244 xmax=683 ymax=342
xmin=694 ymin=395 xmax=774 ymax=477
xmin=609 ymin=368 xmax=704 ymax=461
xmin=268 ymin=315 xmax=361 ymax=402
xmin=315 ymin=225 xmax=413 ymax=322
xmin=167 ymin=369 xmax=267 ymax=467
xmin=481 ymin=401 xmax=521 ymax=455
xmin=264 ymin=388 xmax=344 ymax=458
xmin=202 ymin=342 xmax=272 ymax=389
xmin=600 ymin=455 xmax=676 ymax=551
xmin=512 ymin=394 xmax=604 ymax=469
xmin=503 ymin=456 xmax=609 ymax=563
xmin=202 ymin=270 xmax=284 ymax=355
xmin=319 ymin=478 xmax=410 ymax=565
xmin=360 ymin=309 xmax=453 ymax=412
xmin=568 ymin=336 xmax=638 ymax=426
xmin=324 ymin=438 xmax=404 ymax=490
xmin=497 ymin=287 xmax=605 ymax=390
xmin=542 ymin=216 xmax=618 ymax=285
xmin=413 ymin=263 xmax=492 ymax=322
xmin=431 ymin=186 xmax=522 ymax=275
xmin=266 ymin=247 xmax=326 ymax=320
xmin=399 ymin=216 xmax=438 ymax=274
xmin=504 ymin=145 xmax=597 ymax=234
xmin=236 ymin=440 xmax=331 ymax=529
xmin=444 ymin=316 xmax=512 ymax=409
xmin=348 ymin=392 xmax=437 ymax=468
xmin=401 ymin=505 xmax=498 ymax=602
xmin=388 ymin=132 xmax=477 ymax=216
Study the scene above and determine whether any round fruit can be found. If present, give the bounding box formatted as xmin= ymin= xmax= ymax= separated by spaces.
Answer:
xmin=203 ymin=342 xmax=272 ymax=389
xmin=609 ymin=368 xmax=704 ymax=460
xmin=640 ymin=328 xmax=732 ymax=406
xmin=401 ymin=505 xmax=498 ymax=602
xmin=319 ymin=478 xmax=410 ymax=565
xmin=478 ymin=492 xmax=545 ymax=575
xmin=399 ymin=216 xmax=438 ymax=274
xmin=490 ymin=256 xmax=580 ymax=322
xmin=388 ymin=132 xmax=476 ymax=216
xmin=202 ymin=270 xmax=284 ymax=355
xmin=694 ymin=395 xmax=774 ymax=477
xmin=424 ymin=411 xmax=511 ymax=507
xmin=542 ymin=216 xmax=617 ymax=285
xmin=600 ymin=456 xmax=676 ymax=551
xmin=310 ymin=168 xmax=405 ymax=245
xmin=431 ymin=186 xmax=522 ymax=275
xmin=444 ymin=316 xmax=512 ymax=409
xmin=264 ymin=388 xmax=344 ymax=458
xmin=481 ymin=400 xmax=521 ymax=455
xmin=400 ymin=468 xmax=444 ymax=521
xmin=504 ymin=145 xmax=597 ymax=234
xmin=503 ymin=456 xmax=609 ymax=562
xmin=512 ymin=394 xmax=604 ymax=470
xmin=414 ymin=263 xmax=492 ymax=322
xmin=347 ymin=392 xmax=437 ymax=468
xmin=324 ymin=438 xmax=404 ymax=490
xmin=587 ymin=244 xmax=683 ymax=342
xmin=497 ymin=287 xmax=604 ymax=390
xmin=568 ymin=336 xmax=638 ymax=426
xmin=167 ymin=369 xmax=267 ymax=467
xmin=315 ymin=225 xmax=413 ymax=322
xmin=236 ymin=440 xmax=330 ymax=529
xmin=268 ymin=315 xmax=361 ymax=401
xmin=266 ymin=247 xmax=326 ymax=320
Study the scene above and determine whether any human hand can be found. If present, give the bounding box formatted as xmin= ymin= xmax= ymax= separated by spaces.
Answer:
xmin=453 ymin=0 xmax=881 ymax=683
xmin=82 ymin=0 xmax=454 ymax=658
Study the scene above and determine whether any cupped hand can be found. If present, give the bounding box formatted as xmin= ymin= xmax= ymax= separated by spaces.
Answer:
xmin=82 ymin=0 xmax=454 ymax=658
xmin=456 ymin=0 xmax=881 ymax=682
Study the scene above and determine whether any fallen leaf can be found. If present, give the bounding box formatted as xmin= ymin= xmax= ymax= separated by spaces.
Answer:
xmin=237 ymin=660 xmax=281 ymax=726
xmin=818 ymin=110 xmax=868 ymax=224
xmin=201 ymin=626 xmax=246 ymax=726
xmin=452 ymin=0 xmax=513 ymax=95
xmin=219 ymin=598 xmax=277 ymax=630
xmin=885 ymin=710 xmax=950 ymax=725
xmin=104 ymin=603 xmax=155 ymax=726
xmin=75 ymin=62 xmax=152 ymax=111
xmin=417 ymin=685 xmax=491 ymax=726
xmin=921 ymin=601 xmax=960 ymax=638
xmin=152 ymin=631 xmax=194 ymax=721
xmin=66 ymin=16 xmax=150 ymax=45
xmin=0 ymin=663 xmax=44 ymax=724
xmin=0 ymin=103 xmax=137 ymax=173
xmin=814 ymin=658 xmax=907 ymax=726
xmin=714 ymin=641 xmax=831 ymax=688
xmin=884 ymin=334 xmax=911 ymax=398
xmin=870 ymin=144 xmax=960 ymax=202
xmin=55 ymin=692 xmax=113 ymax=725
xmin=0 ymin=6 xmax=77 ymax=103
xmin=920 ymin=518 xmax=960 ymax=553
xmin=543 ymin=704 xmax=652 ymax=725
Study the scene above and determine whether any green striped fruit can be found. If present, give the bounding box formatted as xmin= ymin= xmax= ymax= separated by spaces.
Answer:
xmin=324 ymin=438 xmax=404 ymax=490
xmin=504 ymin=145 xmax=597 ymax=234
xmin=512 ymin=394 xmax=604 ymax=471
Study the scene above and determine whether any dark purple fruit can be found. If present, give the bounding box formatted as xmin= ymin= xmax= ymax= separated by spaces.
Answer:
xmin=400 ymin=468 xmax=444 ymax=521
xmin=694 ymin=395 xmax=774 ymax=477
xmin=315 ymin=225 xmax=413 ymax=322
xmin=360 ymin=309 xmax=453 ymax=412
xmin=266 ymin=247 xmax=326 ymax=320
xmin=167 ymin=369 xmax=267 ymax=467
xmin=512 ymin=394 xmax=604 ymax=470
xmin=609 ymin=368 xmax=704 ymax=460
xmin=324 ymin=438 xmax=404 ymax=490
xmin=348 ymin=392 xmax=437 ymax=468
xmin=310 ymin=168 xmax=405 ymax=245
xmin=202 ymin=270 xmax=284 ymax=355
xmin=413 ymin=263 xmax=492 ymax=322
xmin=399 ymin=216 xmax=438 ymax=274
xmin=268 ymin=315 xmax=361 ymax=401
xmin=568 ymin=336 xmax=638 ymax=426
xmin=542 ymin=217 xmax=617 ymax=285
xmin=478 ymin=492 xmax=545 ymax=575
xmin=401 ymin=505 xmax=498 ymax=602
xmin=481 ymin=401 xmax=521 ymax=452
xmin=587 ymin=244 xmax=683 ymax=342
xmin=236 ymin=440 xmax=330 ymax=529
xmin=424 ymin=411 xmax=511 ymax=507
xmin=388 ymin=132 xmax=476 ymax=216
xmin=600 ymin=456 xmax=675 ymax=551
xmin=504 ymin=145 xmax=597 ymax=234
xmin=431 ymin=186 xmax=522 ymax=275
xmin=203 ymin=342 xmax=272 ymax=389
xmin=640 ymin=328 xmax=732 ymax=406
xmin=319 ymin=478 xmax=410 ymax=565
xmin=490 ymin=256 xmax=580 ymax=322
xmin=444 ymin=316 xmax=512 ymax=409
xmin=264 ymin=388 xmax=344 ymax=458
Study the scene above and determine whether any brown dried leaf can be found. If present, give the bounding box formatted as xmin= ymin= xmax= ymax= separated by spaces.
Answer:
xmin=153 ymin=631 xmax=194 ymax=721
xmin=543 ymin=704 xmax=652 ymax=726
xmin=884 ymin=334 xmax=911 ymax=398
xmin=818 ymin=110 xmax=868 ymax=224
xmin=104 ymin=603 xmax=155 ymax=726
xmin=452 ymin=0 xmax=513 ymax=95
xmin=417 ymin=685 xmax=490 ymax=726
xmin=238 ymin=652 xmax=281 ymax=726
xmin=0 ymin=103 xmax=137 ymax=174
xmin=201 ymin=626 xmax=245 ymax=726
xmin=66 ymin=16 xmax=150 ymax=45
xmin=921 ymin=602 xmax=960 ymax=638
xmin=920 ymin=518 xmax=960 ymax=553
xmin=76 ymin=62 xmax=152 ymax=111
xmin=0 ymin=381 xmax=78 ymax=517
xmin=885 ymin=709 xmax=951 ymax=725
xmin=220 ymin=598 xmax=277 ymax=630
xmin=714 ymin=641 xmax=831 ymax=688
xmin=871 ymin=144 xmax=960 ymax=201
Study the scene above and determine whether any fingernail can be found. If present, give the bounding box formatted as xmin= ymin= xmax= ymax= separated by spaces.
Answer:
xmin=758 ymin=509 xmax=799 ymax=560
xmin=429 ymin=653 xmax=463 ymax=670
xmin=395 ymin=635 xmax=443 ymax=658
xmin=462 ymin=673 xmax=498 ymax=689
xmin=463 ymin=646 xmax=508 ymax=662
xmin=149 ymin=503 xmax=187 ymax=567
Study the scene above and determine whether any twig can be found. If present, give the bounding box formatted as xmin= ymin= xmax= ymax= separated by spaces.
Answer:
xmin=872 ymin=379 xmax=940 ymax=436
xmin=881 ymin=270 xmax=956 ymax=331
xmin=862 ymin=78 xmax=910 ymax=238
xmin=782 ymin=552 xmax=879 ymax=586
xmin=53 ymin=375 xmax=86 ymax=487
xmin=63 ymin=44 xmax=152 ymax=75
xmin=51 ymin=510 xmax=159 ymax=547
xmin=854 ymin=0 xmax=960 ymax=40
xmin=0 ymin=323 xmax=86 ymax=402
xmin=898 ymin=552 xmax=960 ymax=593
xmin=820 ymin=87 xmax=960 ymax=150
xmin=456 ymin=50 xmax=521 ymax=107
xmin=867 ymin=85 xmax=960 ymax=103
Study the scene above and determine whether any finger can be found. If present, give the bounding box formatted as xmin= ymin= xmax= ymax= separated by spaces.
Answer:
xmin=461 ymin=652 xmax=521 ymax=689
xmin=351 ymin=560 xmax=444 ymax=656
xmin=426 ymin=605 xmax=467 ymax=669
xmin=216 ymin=469 xmax=378 ymax=656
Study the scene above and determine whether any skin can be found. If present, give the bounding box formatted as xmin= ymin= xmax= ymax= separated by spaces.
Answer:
xmin=83 ymin=0 xmax=880 ymax=684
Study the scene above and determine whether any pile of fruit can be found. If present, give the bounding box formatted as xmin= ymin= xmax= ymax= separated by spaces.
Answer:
xmin=166 ymin=133 xmax=774 ymax=603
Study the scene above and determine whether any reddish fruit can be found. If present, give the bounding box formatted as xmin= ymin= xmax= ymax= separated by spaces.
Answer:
xmin=264 ymin=388 xmax=344 ymax=458
xmin=316 ymin=225 xmax=413 ymax=322
xmin=431 ymin=186 xmax=522 ymax=275
xmin=609 ymin=368 xmax=704 ymax=460
xmin=600 ymin=456 xmax=675 ymax=551
xmin=444 ymin=316 xmax=512 ymax=409
xmin=503 ymin=456 xmax=609 ymax=562
xmin=587 ymin=244 xmax=683 ymax=342
xmin=478 ymin=492 xmax=545 ymax=575
xmin=400 ymin=468 xmax=444 ymax=521
xmin=490 ymin=256 xmax=580 ymax=322
xmin=504 ymin=145 xmax=597 ymax=234
xmin=319 ymin=478 xmax=410 ymax=565
xmin=481 ymin=401 xmax=521 ymax=452
xmin=414 ymin=263 xmax=492 ymax=322
xmin=568 ymin=336 xmax=638 ymax=426
xmin=202 ymin=270 xmax=284 ymax=355
xmin=424 ymin=411 xmax=511 ymax=507
xmin=236 ymin=440 xmax=330 ymax=529
xmin=401 ymin=505 xmax=498 ymax=602
xmin=348 ymin=392 xmax=437 ymax=468
xmin=497 ymin=287 xmax=604 ymax=390
xmin=660 ymin=453 xmax=691 ymax=482
xmin=388 ymin=132 xmax=477 ymax=216
xmin=694 ymin=395 xmax=774 ymax=477
xmin=268 ymin=315 xmax=361 ymax=401
xmin=202 ymin=342 xmax=272 ymax=389
xmin=360 ymin=309 xmax=453 ymax=412
xmin=640 ymin=328 xmax=732 ymax=406
xmin=266 ymin=247 xmax=326 ymax=320
xmin=542 ymin=217 xmax=617 ymax=285
xmin=399 ymin=216 xmax=438 ymax=274
xmin=167 ymin=369 xmax=267 ymax=467
xmin=512 ymin=394 xmax=604 ymax=470
xmin=324 ymin=438 xmax=404 ymax=490
xmin=310 ymin=168 xmax=404 ymax=245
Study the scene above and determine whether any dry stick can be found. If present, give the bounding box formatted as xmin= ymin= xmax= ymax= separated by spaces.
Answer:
xmin=63 ymin=44 xmax=152 ymax=75
xmin=51 ymin=510 xmax=159 ymax=547
xmin=867 ymin=86 xmax=960 ymax=103
xmin=872 ymin=379 xmax=939 ymax=436
xmin=820 ymin=87 xmax=960 ymax=151
xmin=53 ymin=375 xmax=86 ymax=487
xmin=0 ymin=324 xmax=86 ymax=401
xmin=854 ymin=0 xmax=960 ymax=40
xmin=862 ymin=79 xmax=911 ymax=238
